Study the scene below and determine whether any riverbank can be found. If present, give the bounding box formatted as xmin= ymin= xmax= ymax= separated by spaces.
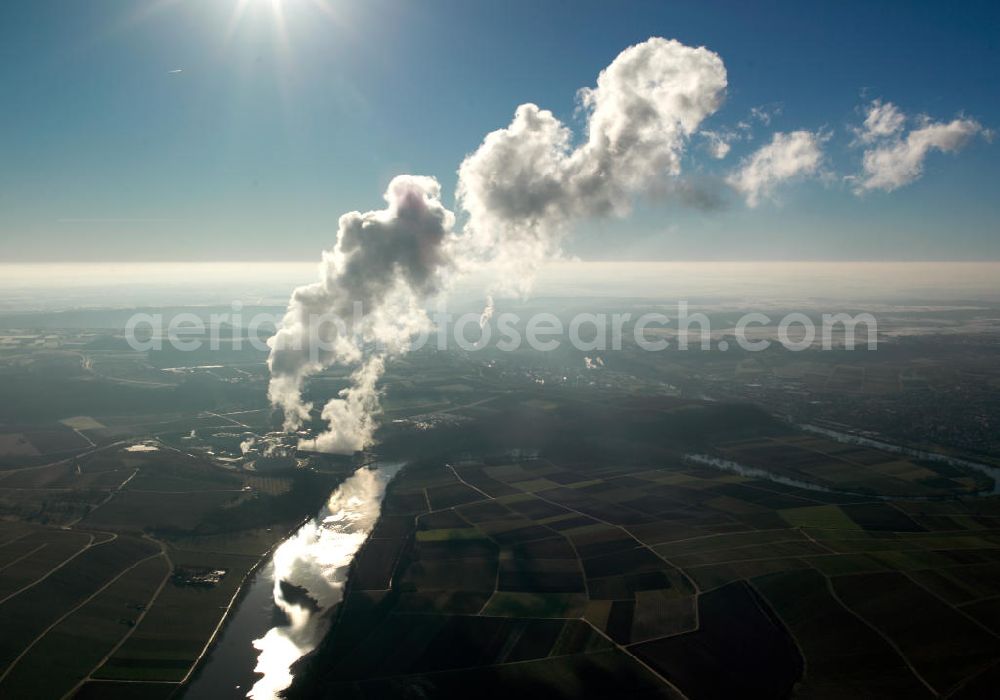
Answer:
xmin=179 ymin=462 xmax=405 ymax=699
xmin=174 ymin=512 xmax=315 ymax=697
xmin=689 ymin=425 xmax=1000 ymax=502
xmin=799 ymin=423 xmax=1000 ymax=495
xmin=284 ymin=461 xmax=413 ymax=690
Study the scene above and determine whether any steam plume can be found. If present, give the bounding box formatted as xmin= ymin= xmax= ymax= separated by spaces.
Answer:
xmin=267 ymin=175 xmax=455 ymax=445
xmin=268 ymin=37 xmax=729 ymax=453
xmin=457 ymin=37 xmax=727 ymax=295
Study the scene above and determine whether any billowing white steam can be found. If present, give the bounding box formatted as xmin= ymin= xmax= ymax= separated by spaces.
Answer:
xmin=301 ymin=356 xmax=384 ymax=453
xmin=457 ymin=37 xmax=727 ymax=295
xmin=267 ymin=37 xmax=730 ymax=453
xmin=267 ymin=175 xmax=454 ymax=447
xmin=268 ymin=39 xmax=987 ymax=454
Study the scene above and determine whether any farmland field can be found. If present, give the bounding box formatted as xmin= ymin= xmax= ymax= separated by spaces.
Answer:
xmin=284 ymin=390 xmax=1000 ymax=699
xmin=1 ymin=326 xmax=1000 ymax=698
xmin=0 ymin=371 xmax=352 ymax=699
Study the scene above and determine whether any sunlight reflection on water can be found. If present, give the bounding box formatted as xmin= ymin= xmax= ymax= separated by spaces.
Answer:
xmin=248 ymin=463 xmax=403 ymax=699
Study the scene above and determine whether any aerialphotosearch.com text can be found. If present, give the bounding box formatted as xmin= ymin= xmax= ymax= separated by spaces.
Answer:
xmin=124 ymin=301 xmax=878 ymax=356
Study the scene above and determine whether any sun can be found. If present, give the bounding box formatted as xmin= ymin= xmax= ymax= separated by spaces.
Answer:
xmin=227 ymin=0 xmax=340 ymax=41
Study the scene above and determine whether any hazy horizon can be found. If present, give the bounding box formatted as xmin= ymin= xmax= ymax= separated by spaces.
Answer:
xmin=2 ymin=260 xmax=999 ymax=313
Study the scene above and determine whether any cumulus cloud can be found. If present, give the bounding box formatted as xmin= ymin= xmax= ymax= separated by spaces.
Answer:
xmin=727 ymin=130 xmax=825 ymax=206
xmin=852 ymin=100 xmax=985 ymax=193
xmin=456 ymin=36 xmax=727 ymax=295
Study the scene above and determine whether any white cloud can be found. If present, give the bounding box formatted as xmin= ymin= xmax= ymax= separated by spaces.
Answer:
xmin=854 ymin=99 xmax=904 ymax=143
xmin=456 ymin=37 xmax=728 ymax=295
xmin=701 ymin=130 xmax=733 ymax=159
xmin=264 ymin=43 xmax=992 ymax=454
xmin=852 ymin=100 xmax=985 ymax=193
xmin=750 ymin=104 xmax=782 ymax=126
xmin=727 ymin=130 xmax=825 ymax=207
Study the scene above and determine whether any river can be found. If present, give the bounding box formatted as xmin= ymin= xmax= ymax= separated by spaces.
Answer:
xmin=687 ymin=429 xmax=1000 ymax=500
xmin=181 ymin=462 xmax=403 ymax=700
xmin=182 ymin=429 xmax=998 ymax=697
xmin=798 ymin=424 xmax=1000 ymax=495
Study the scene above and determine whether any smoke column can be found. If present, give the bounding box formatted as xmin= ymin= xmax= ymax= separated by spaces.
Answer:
xmin=268 ymin=37 xmax=728 ymax=452
xmin=267 ymin=175 xmax=455 ymax=452
xmin=457 ymin=37 xmax=726 ymax=295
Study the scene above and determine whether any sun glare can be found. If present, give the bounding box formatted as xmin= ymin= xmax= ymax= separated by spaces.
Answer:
xmin=226 ymin=0 xmax=341 ymax=46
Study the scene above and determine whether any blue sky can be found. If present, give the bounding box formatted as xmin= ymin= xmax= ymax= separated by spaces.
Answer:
xmin=0 ymin=0 xmax=997 ymax=261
